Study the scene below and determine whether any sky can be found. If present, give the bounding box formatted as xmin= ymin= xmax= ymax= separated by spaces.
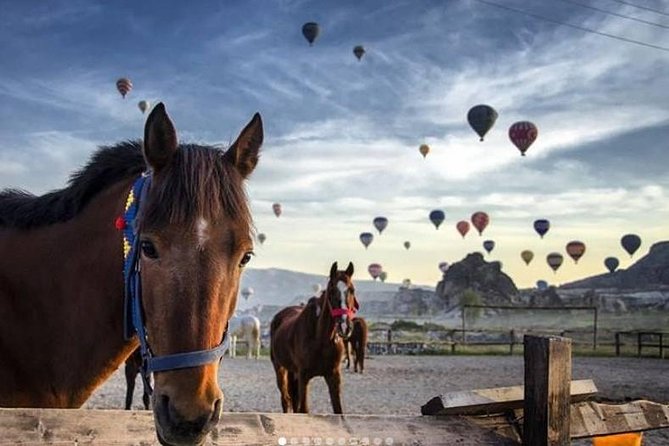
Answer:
xmin=1 ymin=0 xmax=668 ymax=288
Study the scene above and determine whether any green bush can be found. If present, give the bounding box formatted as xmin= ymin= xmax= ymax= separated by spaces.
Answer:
xmin=459 ymin=288 xmax=482 ymax=324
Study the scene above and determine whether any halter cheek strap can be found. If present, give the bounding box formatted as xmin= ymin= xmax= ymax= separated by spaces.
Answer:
xmin=117 ymin=173 xmax=229 ymax=395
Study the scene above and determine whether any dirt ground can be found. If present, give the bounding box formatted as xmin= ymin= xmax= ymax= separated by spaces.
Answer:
xmin=86 ymin=355 xmax=669 ymax=444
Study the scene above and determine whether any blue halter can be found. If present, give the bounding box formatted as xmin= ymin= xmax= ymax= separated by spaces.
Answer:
xmin=121 ymin=173 xmax=228 ymax=394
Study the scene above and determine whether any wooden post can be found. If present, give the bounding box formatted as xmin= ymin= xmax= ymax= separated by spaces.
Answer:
xmin=593 ymin=307 xmax=598 ymax=350
xmin=638 ymin=332 xmax=642 ymax=357
xmin=660 ymin=333 xmax=664 ymax=359
xmin=510 ymin=329 xmax=516 ymax=355
xmin=461 ymin=305 xmax=466 ymax=343
xmin=523 ymin=335 xmax=572 ymax=446
xmin=615 ymin=332 xmax=621 ymax=357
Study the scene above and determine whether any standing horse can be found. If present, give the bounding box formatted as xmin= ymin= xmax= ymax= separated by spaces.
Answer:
xmin=228 ymin=314 xmax=261 ymax=359
xmin=344 ymin=317 xmax=368 ymax=373
xmin=124 ymin=348 xmax=151 ymax=410
xmin=0 ymin=103 xmax=263 ymax=446
xmin=270 ymin=262 xmax=359 ymax=414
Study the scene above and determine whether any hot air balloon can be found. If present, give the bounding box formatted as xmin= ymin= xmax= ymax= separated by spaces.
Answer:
xmin=302 ymin=22 xmax=320 ymax=46
xmin=546 ymin=253 xmax=563 ymax=273
xmin=534 ymin=219 xmax=550 ymax=238
xmin=467 ymin=105 xmax=498 ymax=141
xmin=368 ymin=263 xmax=383 ymax=280
xmin=379 ymin=271 xmax=387 ymax=282
xmin=138 ymin=100 xmax=150 ymax=114
xmin=509 ymin=121 xmax=538 ymax=156
xmin=241 ymin=287 xmax=254 ymax=301
xmin=353 ymin=45 xmax=365 ymax=61
xmin=621 ymin=234 xmax=641 ymax=257
xmin=521 ymin=250 xmax=534 ymax=265
xmin=403 ymin=241 xmax=411 ymax=250
xmin=272 ymin=203 xmax=282 ymax=217
xmin=402 ymin=278 xmax=412 ymax=289
xmin=116 ymin=78 xmax=132 ymax=98
xmin=429 ymin=210 xmax=445 ymax=229
xmin=257 ymin=233 xmax=266 ymax=245
xmin=419 ymin=144 xmax=430 ymax=158
xmin=360 ymin=232 xmax=374 ymax=249
xmin=312 ymin=284 xmax=322 ymax=295
xmin=373 ymin=217 xmax=388 ymax=234
xmin=471 ymin=211 xmax=489 ymax=235
xmin=536 ymin=280 xmax=548 ymax=291
xmin=566 ymin=241 xmax=586 ymax=264
xmin=604 ymin=257 xmax=619 ymax=273
xmin=438 ymin=262 xmax=449 ymax=274
xmin=483 ymin=240 xmax=495 ymax=254
xmin=456 ymin=221 xmax=470 ymax=238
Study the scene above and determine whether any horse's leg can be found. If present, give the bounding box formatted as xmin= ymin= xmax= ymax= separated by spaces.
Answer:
xmin=297 ymin=372 xmax=310 ymax=413
xmin=245 ymin=335 xmax=251 ymax=359
xmin=344 ymin=340 xmax=351 ymax=369
xmin=255 ymin=333 xmax=261 ymax=359
xmin=324 ymin=371 xmax=343 ymax=414
xmin=359 ymin=343 xmax=365 ymax=374
xmin=231 ymin=335 xmax=237 ymax=358
xmin=274 ymin=366 xmax=291 ymax=413
xmin=288 ymin=373 xmax=299 ymax=413
xmin=141 ymin=375 xmax=151 ymax=410
xmin=123 ymin=360 xmax=137 ymax=410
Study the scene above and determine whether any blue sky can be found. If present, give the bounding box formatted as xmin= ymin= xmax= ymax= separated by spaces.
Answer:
xmin=1 ymin=0 xmax=668 ymax=288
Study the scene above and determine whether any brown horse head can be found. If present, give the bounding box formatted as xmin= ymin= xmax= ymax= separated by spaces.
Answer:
xmin=138 ymin=104 xmax=262 ymax=445
xmin=325 ymin=261 xmax=359 ymax=339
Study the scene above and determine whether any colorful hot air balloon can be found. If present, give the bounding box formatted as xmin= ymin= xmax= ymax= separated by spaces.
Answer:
xmin=419 ymin=144 xmax=430 ymax=158
xmin=521 ymin=250 xmax=534 ymax=265
xmin=566 ymin=241 xmax=586 ymax=264
xmin=373 ymin=217 xmax=388 ymax=234
xmin=302 ymin=22 xmax=320 ymax=46
xmin=116 ymin=78 xmax=132 ymax=98
xmin=509 ymin=121 xmax=538 ymax=156
xmin=272 ymin=203 xmax=282 ymax=217
xmin=456 ymin=221 xmax=470 ymax=238
xmin=471 ymin=211 xmax=489 ymax=235
xmin=438 ymin=262 xmax=450 ymax=274
xmin=536 ymin=280 xmax=548 ymax=291
xmin=403 ymin=241 xmax=411 ymax=250
xmin=241 ymin=287 xmax=254 ymax=301
xmin=483 ymin=240 xmax=495 ymax=254
xmin=546 ymin=253 xmax=564 ymax=273
xmin=379 ymin=271 xmax=387 ymax=282
xmin=467 ymin=105 xmax=498 ymax=141
xmin=429 ymin=210 xmax=445 ymax=229
xmin=368 ymin=263 xmax=383 ymax=280
xmin=138 ymin=100 xmax=150 ymax=114
xmin=353 ymin=45 xmax=365 ymax=61
xmin=621 ymin=234 xmax=641 ymax=257
xmin=534 ymin=219 xmax=550 ymax=238
xmin=604 ymin=257 xmax=619 ymax=273
xmin=257 ymin=233 xmax=266 ymax=245
xmin=360 ymin=232 xmax=374 ymax=249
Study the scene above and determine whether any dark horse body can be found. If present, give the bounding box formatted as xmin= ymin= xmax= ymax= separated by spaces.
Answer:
xmin=270 ymin=262 xmax=358 ymax=414
xmin=0 ymin=104 xmax=263 ymax=445
xmin=344 ymin=317 xmax=368 ymax=373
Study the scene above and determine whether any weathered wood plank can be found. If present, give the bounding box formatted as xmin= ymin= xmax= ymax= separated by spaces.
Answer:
xmin=571 ymin=400 xmax=669 ymax=439
xmin=0 ymin=409 xmax=518 ymax=445
xmin=421 ymin=379 xmax=597 ymax=416
xmin=523 ymin=335 xmax=572 ymax=446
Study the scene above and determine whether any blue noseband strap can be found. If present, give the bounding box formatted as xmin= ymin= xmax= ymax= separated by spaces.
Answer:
xmin=121 ymin=173 xmax=228 ymax=395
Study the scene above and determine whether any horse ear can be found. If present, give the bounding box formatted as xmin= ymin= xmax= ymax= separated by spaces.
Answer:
xmin=225 ymin=113 xmax=263 ymax=178
xmin=345 ymin=262 xmax=354 ymax=277
xmin=329 ymin=261 xmax=338 ymax=279
xmin=143 ymin=103 xmax=178 ymax=172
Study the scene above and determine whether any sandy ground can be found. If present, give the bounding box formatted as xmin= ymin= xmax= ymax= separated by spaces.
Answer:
xmin=85 ymin=355 xmax=669 ymax=444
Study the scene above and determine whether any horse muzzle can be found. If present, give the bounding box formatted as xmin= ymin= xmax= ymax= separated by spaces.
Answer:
xmin=154 ymin=393 xmax=222 ymax=446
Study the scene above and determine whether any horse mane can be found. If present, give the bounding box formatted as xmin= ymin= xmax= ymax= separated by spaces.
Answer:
xmin=0 ymin=141 xmax=251 ymax=230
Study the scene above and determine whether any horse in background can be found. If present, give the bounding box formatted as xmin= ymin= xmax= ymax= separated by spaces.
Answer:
xmin=270 ymin=262 xmax=359 ymax=414
xmin=344 ymin=317 xmax=368 ymax=373
xmin=124 ymin=348 xmax=150 ymax=410
xmin=228 ymin=314 xmax=261 ymax=359
xmin=0 ymin=103 xmax=263 ymax=446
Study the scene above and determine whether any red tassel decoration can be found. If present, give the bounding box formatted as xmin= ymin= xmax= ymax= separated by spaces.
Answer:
xmin=115 ymin=216 xmax=126 ymax=230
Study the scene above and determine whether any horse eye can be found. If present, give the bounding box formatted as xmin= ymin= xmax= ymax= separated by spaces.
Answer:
xmin=239 ymin=251 xmax=254 ymax=267
xmin=140 ymin=240 xmax=159 ymax=259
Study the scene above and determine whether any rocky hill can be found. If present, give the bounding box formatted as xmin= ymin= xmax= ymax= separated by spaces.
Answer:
xmin=561 ymin=241 xmax=669 ymax=290
xmin=436 ymin=252 xmax=518 ymax=306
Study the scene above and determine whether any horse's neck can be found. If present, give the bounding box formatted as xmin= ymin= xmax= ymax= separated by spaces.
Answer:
xmin=313 ymin=294 xmax=336 ymax=342
xmin=0 ymin=179 xmax=136 ymax=407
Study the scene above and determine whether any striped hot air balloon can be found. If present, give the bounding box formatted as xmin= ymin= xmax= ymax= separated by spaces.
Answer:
xmin=116 ymin=78 xmax=133 ymax=98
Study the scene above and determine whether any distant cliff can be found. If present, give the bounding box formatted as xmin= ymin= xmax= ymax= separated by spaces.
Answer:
xmin=561 ymin=241 xmax=669 ymax=290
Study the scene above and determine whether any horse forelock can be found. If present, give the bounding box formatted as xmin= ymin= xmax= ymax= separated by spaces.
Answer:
xmin=140 ymin=145 xmax=252 ymax=230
